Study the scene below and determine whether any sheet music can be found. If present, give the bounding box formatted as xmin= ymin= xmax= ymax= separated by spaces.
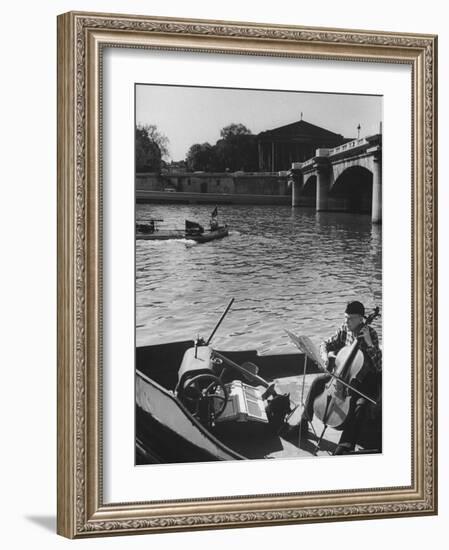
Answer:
xmin=285 ymin=330 xmax=326 ymax=370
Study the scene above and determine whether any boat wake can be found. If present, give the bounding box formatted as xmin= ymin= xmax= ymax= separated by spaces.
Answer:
xmin=138 ymin=238 xmax=190 ymax=247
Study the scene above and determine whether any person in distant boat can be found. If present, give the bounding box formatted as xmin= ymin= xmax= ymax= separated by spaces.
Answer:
xmin=300 ymin=300 xmax=382 ymax=454
xmin=210 ymin=206 xmax=219 ymax=231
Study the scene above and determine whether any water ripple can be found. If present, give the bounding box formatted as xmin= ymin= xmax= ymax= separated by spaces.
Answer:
xmin=136 ymin=204 xmax=382 ymax=352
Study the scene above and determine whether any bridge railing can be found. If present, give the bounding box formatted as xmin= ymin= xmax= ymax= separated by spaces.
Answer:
xmin=291 ymin=136 xmax=376 ymax=171
xmin=328 ymin=137 xmax=368 ymax=156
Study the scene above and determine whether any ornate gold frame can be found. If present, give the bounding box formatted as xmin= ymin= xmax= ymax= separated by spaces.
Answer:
xmin=57 ymin=11 xmax=438 ymax=538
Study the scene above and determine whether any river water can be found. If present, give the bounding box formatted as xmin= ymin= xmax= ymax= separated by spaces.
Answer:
xmin=136 ymin=204 xmax=382 ymax=353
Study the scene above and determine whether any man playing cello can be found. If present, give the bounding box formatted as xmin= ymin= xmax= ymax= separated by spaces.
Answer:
xmin=300 ymin=300 xmax=382 ymax=455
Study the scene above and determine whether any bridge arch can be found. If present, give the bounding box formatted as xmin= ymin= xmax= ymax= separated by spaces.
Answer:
xmin=303 ymin=174 xmax=317 ymax=196
xmin=330 ymin=165 xmax=373 ymax=213
xmin=291 ymin=134 xmax=381 ymax=222
xmin=298 ymin=174 xmax=317 ymax=207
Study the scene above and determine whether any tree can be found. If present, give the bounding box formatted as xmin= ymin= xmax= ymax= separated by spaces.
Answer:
xmin=215 ymin=123 xmax=258 ymax=172
xmin=183 ymin=122 xmax=258 ymax=172
xmin=219 ymin=123 xmax=252 ymax=140
xmin=135 ymin=124 xmax=170 ymax=173
xmin=186 ymin=143 xmax=217 ymax=172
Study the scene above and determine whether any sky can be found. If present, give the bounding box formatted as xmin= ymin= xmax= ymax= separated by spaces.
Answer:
xmin=136 ymin=84 xmax=382 ymax=162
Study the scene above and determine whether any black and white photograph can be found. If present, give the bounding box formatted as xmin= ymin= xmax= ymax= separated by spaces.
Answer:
xmin=1 ymin=0 xmax=443 ymax=543
xmin=135 ymin=84 xmax=383 ymax=465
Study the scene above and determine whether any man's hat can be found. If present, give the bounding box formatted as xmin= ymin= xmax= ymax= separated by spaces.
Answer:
xmin=345 ymin=300 xmax=365 ymax=316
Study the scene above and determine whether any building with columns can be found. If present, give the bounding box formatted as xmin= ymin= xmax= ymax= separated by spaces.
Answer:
xmin=257 ymin=118 xmax=349 ymax=172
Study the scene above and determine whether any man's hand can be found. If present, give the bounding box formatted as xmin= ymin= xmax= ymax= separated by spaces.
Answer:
xmin=359 ymin=326 xmax=373 ymax=347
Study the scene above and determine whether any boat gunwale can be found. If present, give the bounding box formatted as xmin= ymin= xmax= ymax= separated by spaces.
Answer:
xmin=136 ymin=369 xmax=246 ymax=460
xmin=136 ymin=226 xmax=229 ymax=242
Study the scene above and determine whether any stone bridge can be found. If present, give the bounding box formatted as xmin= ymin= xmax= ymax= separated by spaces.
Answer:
xmin=288 ymin=134 xmax=382 ymax=223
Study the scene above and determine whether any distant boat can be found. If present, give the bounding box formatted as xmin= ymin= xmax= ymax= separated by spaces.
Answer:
xmin=136 ymin=217 xmax=229 ymax=243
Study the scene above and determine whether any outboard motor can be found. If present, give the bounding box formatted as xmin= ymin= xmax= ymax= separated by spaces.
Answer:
xmin=174 ymin=299 xmax=236 ymax=426
xmin=175 ymin=344 xmax=217 ymax=393
xmin=175 ymin=343 xmax=228 ymax=427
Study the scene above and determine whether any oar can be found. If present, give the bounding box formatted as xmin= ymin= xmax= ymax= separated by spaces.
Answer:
xmin=205 ymin=298 xmax=235 ymax=346
xmin=212 ymin=351 xmax=270 ymax=389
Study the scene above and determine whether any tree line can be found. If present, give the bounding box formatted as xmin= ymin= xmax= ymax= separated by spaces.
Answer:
xmin=136 ymin=123 xmax=259 ymax=173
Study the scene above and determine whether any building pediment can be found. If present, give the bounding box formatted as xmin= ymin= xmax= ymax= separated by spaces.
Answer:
xmin=257 ymin=119 xmax=345 ymax=142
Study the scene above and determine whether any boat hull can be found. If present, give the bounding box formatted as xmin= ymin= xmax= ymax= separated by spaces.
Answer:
xmin=136 ymin=341 xmax=318 ymax=463
xmin=135 ymin=340 xmax=381 ymax=463
xmin=136 ymin=227 xmax=229 ymax=242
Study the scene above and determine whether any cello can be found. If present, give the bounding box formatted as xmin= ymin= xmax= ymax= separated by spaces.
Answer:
xmin=312 ymin=307 xmax=381 ymax=432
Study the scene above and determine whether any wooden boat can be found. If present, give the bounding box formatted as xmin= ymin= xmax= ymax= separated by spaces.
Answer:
xmin=136 ymin=220 xmax=229 ymax=243
xmin=136 ymin=338 xmax=382 ymax=464
xmin=189 ymin=226 xmax=229 ymax=243
xmin=136 ymin=226 xmax=229 ymax=242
